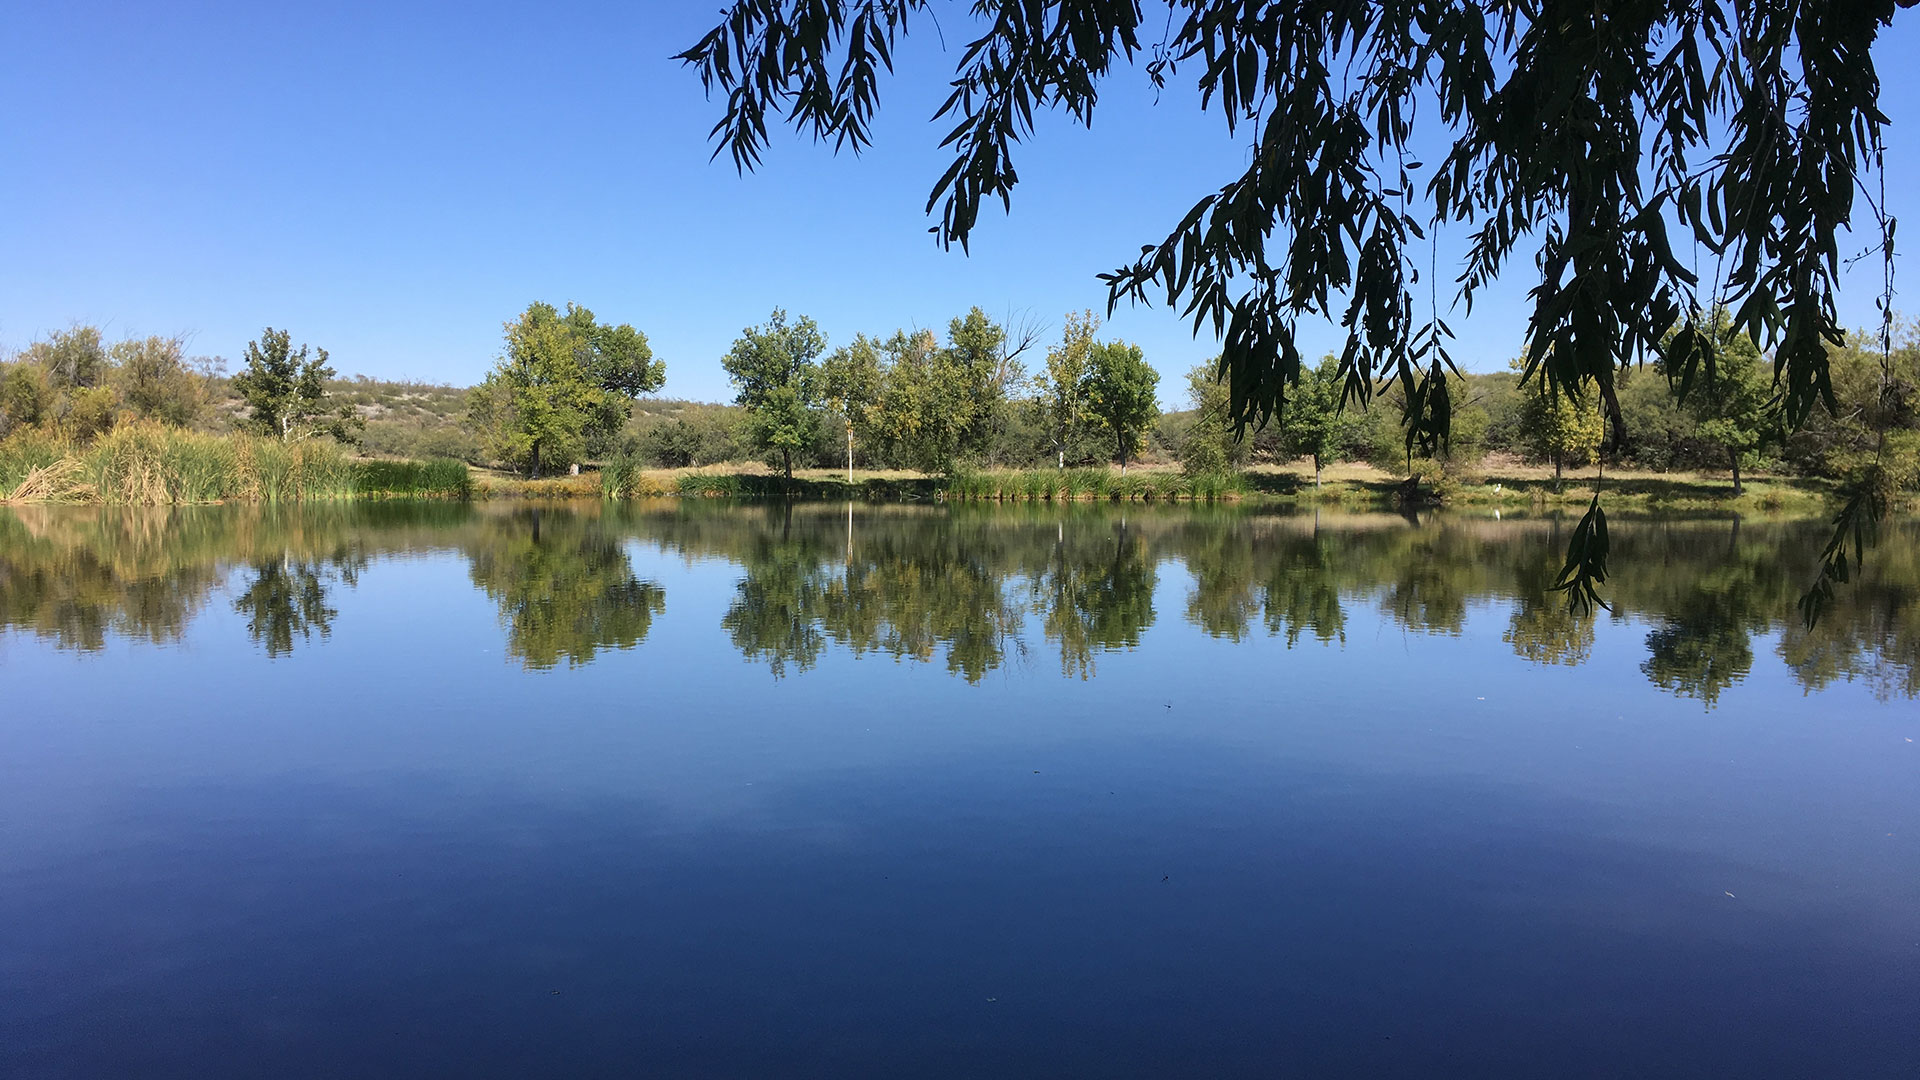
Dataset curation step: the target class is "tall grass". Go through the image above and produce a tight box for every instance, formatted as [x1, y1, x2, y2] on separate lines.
[0, 430, 69, 497]
[0, 424, 471, 504]
[943, 467, 1245, 502]
[353, 458, 472, 499]
[599, 452, 663, 499]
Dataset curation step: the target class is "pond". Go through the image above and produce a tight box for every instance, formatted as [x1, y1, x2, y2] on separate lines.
[2, 501, 1915, 1078]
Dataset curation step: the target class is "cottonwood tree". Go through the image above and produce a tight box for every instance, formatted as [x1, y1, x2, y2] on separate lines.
[820, 333, 886, 479]
[1084, 340, 1158, 470]
[679, 0, 1916, 617]
[867, 308, 1022, 474]
[1036, 311, 1097, 469]
[723, 309, 827, 478]
[234, 328, 362, 444]
[469, 302, 662, 477]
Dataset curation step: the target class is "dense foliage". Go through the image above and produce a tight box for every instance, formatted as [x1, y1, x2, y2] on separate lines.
[467, 302, 663, 477]
[233, 327, 362, 444]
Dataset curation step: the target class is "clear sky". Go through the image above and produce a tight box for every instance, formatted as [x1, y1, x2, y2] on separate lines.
[4, 2, 1916, 406]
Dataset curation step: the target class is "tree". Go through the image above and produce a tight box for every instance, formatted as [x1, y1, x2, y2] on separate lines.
[14, 326, 109, 435]
[1084, 341, 1158, 471]
[820, 333, 885, 480]
[0, 361, 52, 436]
[1277, 356, 1358, 487]
[1662, 313, 1777, 495]
[468, 302, 662, 477]
[111, 336, 207, 427]
[1517, 370, 1607, 487]
[1036, 311, 1097, 469]
[1178, 360, 1237, 476]
[723, 309, 826, 478]
[234, 328, 362, 444]
[680, 0, 1914, 614]
[25, 326, 108, 394]
[869, 309, 1016, 474]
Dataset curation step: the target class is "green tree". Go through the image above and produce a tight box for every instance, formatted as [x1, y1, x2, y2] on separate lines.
[1036, 311, 1097, 469]
[1084, 341, 1158, 471]
[1662, 313, 1778, 495]
[468, 302, 661, 477]
[723, 309, 826, 478]
[820, 333, 885, 479]
[0, 362, 53, 436]
[111, 336, 206, 427]
[233, 328, 362, 444]
[12, 326, 111, 436]
[1178, 359, 1247, 476]
[1277, 356, 1357, 487]
[870, 310, 1014, 474]
[1515, 358, 1606, 486]
[25, 326, 108, 394]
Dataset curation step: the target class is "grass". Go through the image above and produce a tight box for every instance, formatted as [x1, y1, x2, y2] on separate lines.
[944, 467, 1248, 502]
[0, 425, 470, 505]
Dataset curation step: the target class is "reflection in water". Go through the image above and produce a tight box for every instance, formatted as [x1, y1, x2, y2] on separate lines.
[1, 501, 1915, 704]
[1033, 520, 1155, 678]
[235, 560, 354, 657]
[465, 508, 665, 671]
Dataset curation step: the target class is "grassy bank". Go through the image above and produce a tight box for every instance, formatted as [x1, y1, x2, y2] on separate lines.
[946, 467, 1247, 502]
[0, 426, 470, 504]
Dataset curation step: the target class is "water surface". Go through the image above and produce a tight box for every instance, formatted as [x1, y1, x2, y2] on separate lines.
[2, 501, 1915, 1078]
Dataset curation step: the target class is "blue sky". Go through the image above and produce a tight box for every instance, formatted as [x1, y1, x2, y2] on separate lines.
[3, 2, 1916, 406]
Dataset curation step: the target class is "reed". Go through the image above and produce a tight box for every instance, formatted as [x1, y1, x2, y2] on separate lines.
[598, 453, 664, 499]
[0, 424, 469, 505]
[0, 430, 71, 493]
[354, 458, 472, 499]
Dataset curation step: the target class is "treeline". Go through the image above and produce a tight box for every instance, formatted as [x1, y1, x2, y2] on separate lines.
[617, 307, 1919, 494]
[647, 306, 1162, 479]
[9, 306, 1916, 498]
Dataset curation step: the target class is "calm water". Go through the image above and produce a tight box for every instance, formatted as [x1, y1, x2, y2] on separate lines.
[2, 501, 1915, 1078]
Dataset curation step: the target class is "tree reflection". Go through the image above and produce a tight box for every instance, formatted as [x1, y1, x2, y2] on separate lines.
[1504, 554, 1594, 666]
[1033, 520, 1156, 678]
[234, 557, 356, 657]
[2, 503, 1915, 706]
[465, 508, 666, 670]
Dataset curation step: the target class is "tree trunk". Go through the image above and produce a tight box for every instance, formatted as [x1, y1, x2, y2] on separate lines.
[1729, 448, 1743, 496]
[1314, 454, 1323, 489]
[847, 426, 854, 483]
[1117, 431, 1128, 473]
[1553, 452, 1562, 488]
[782, 446, 793, 480]
[529, 440, 542, 480]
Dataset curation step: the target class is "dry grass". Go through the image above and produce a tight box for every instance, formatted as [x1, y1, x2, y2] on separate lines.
[6, 459, 93, 502]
